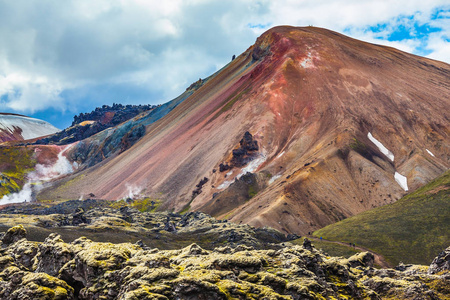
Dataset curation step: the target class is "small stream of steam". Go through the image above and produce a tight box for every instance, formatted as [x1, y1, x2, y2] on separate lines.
[0, 145, 78, 205]
[123, 183, 142, 200]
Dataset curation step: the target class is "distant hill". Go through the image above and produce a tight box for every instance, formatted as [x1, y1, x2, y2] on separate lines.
[314, 170, 450, 266]
[0, 113, 59, 143]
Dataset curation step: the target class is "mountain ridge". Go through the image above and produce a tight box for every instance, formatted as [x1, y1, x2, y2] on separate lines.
[34, 26, 449, 234]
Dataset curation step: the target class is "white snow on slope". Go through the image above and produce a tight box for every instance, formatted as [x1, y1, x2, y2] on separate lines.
[237, 155, 266, 179]
[217, 180, 233, 190]
[426, 149, 435, 157]
[367, 132, 394, 161]
[394, 172, 408, 191]
[269, 174, 281, 185]
[217, 155, 267, 190]
[276, 151, 285, 159]
[0, 114, 59, 140]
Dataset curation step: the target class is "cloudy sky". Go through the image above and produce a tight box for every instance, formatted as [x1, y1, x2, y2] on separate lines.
[1, 0, 449, 129]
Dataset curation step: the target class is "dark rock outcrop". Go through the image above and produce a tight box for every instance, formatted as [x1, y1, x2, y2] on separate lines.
[192, 177, 209, 198]
[34, 103, 156, 146]
[429, 246, 450, 274]
[231, 131, 259, 167]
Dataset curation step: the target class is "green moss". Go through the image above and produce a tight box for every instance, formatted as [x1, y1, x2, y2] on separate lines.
[130, 198, 162, 212]
[349, 138, 368, 156]
[178, 198, 194, 215]
[425, 278, 450, 297]
[178, 205, 190, 215]
[0, 146, 37, 197]
[248, 185, 258, 198]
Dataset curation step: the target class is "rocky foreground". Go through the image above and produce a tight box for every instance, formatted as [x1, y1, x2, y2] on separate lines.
[0, 222, 449, 299]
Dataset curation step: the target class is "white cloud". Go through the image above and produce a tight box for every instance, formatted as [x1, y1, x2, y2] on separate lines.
[0, 0, 448, 124]
[427, 33, 450, 62]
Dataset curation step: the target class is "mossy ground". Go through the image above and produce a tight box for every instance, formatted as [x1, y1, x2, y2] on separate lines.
[112, 198, 162, 212]
[314, 170, 450, 266]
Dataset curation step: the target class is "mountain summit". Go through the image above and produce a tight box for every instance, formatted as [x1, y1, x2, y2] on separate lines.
[38, 26, 449, 234]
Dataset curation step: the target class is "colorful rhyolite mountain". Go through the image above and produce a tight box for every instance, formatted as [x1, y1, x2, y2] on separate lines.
[36, 26, 449, 234]
[0, 113, 59, 143]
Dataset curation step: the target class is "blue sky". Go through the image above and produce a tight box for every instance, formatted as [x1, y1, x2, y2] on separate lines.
[0, 0, 449, 129]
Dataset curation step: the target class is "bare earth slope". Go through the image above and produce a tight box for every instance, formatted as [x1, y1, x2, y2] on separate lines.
[38, 26, 450, 235]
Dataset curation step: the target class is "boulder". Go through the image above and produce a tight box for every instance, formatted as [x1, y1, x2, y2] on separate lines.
[1, 225, 27, 245]
[428, 246, 450, 274]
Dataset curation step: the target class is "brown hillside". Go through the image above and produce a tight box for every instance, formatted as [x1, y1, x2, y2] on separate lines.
[38, 26, 450, 234]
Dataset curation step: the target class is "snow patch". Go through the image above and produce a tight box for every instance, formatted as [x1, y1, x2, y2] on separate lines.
[237, 155, 266, 179]
[367, 132, 394, 161]
[300, 52, 314, 68]
[217, 155, 267, 190]
[394, 172, 408, 191]
[217, 181, 233, 190]
[426, 149, 435, 157]
[269, 174, 281, 185]
[276, 151, 285, 159]
[226, 170, 233, 176]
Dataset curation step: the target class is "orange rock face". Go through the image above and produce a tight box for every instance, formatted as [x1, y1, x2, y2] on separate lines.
[39, 26, 450, 234]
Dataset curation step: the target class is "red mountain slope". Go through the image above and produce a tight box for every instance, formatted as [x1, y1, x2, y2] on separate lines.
[38, 26, 450, 234]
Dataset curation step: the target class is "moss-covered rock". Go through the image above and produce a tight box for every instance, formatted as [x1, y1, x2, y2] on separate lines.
[0, 222, 448, 300]
[1, 224, 27, 245]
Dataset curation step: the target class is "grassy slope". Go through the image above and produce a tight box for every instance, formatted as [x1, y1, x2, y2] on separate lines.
[290, 238, 361, 258]
[314, 170, 450, 266]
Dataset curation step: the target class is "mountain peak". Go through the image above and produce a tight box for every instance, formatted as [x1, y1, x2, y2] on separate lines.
[35, 26, 449, 235]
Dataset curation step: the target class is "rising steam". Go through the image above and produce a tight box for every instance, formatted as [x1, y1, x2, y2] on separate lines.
[123, 183, 142, 200]
[0, 145, 78, 205]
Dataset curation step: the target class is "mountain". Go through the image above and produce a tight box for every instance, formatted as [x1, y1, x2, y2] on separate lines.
[314, 170, 450, 266]
[36, 26, 449, 235]
[0, 113, 59, 143]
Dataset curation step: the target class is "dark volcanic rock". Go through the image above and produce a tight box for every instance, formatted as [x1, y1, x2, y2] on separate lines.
[302, 238, 313, 250]
[231, 131, 259, 167]
[192, 177, 209, 198]
[34, 103, 156, 146]
[219, 163, 231, 172]
[219, 131, 260, 172]
[429, 246, 450, 274]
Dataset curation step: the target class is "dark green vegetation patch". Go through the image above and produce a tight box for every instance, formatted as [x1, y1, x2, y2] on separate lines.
[314, 170, 450, 266]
